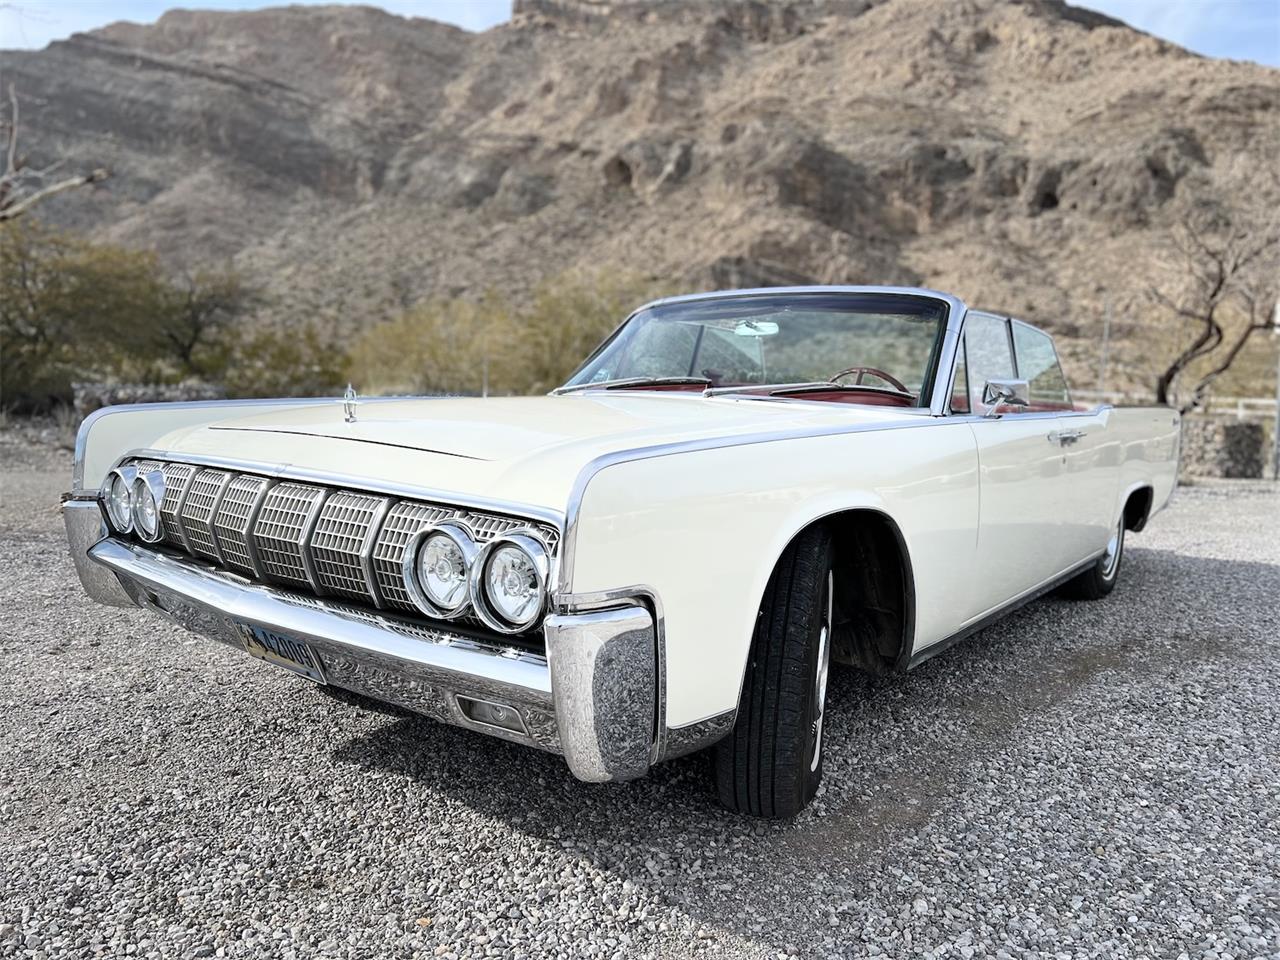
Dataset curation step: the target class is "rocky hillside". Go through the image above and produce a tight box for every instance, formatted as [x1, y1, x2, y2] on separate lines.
[2, 0, 1277, 391]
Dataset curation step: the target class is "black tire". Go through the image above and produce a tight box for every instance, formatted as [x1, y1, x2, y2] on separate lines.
[1060, 516, 1126, 600]
[715, 525, 834, 818]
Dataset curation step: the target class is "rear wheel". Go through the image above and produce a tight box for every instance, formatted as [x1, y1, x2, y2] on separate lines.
[715, 526, 834, 818]
[1060, 515, 1126, 600]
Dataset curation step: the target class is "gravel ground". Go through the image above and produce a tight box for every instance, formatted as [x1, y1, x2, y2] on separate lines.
[1, 426, 1277, 960]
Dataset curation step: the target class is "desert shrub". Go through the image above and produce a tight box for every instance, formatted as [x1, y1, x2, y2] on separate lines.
[222, 323, 351, 398]
[348, 271, 666, 397]
[0, 220, 171, 409]
[347, 294, 507, 396]
[0, 220, 336, 409]
[493, 271, 670, 395]
[0, 221, 268, 410]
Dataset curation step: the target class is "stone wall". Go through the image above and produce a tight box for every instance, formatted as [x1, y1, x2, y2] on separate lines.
[1178, 416, 1266, 481]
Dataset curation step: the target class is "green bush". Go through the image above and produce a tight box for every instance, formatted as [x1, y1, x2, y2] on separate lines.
[0, 220, 347, 410]
[223, 324, 350, 398]
[348, 271, 667, 397]
[0, 220, 170, 409]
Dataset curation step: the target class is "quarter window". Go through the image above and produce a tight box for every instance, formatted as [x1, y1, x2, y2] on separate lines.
[963, 314, 1014, 415]
[1012, 324, 1072, 410]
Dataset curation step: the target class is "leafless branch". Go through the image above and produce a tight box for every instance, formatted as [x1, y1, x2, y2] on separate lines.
[4, 83, 17, 178]
[0, 78, 109, 221]
[0, 168, 109, 222]
[1150, 205, 1280, 411]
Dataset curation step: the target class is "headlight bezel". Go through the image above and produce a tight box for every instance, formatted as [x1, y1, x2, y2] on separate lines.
[469, 531, 551, 634]
[130, 469, 167, 544]
[102, 465, 138, 534]
[402, 521, 479, 620]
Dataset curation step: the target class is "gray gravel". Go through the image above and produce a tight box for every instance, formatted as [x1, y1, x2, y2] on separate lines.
[2, 425, 1278, 960]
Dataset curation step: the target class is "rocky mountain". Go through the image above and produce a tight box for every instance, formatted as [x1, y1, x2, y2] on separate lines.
[2, 0, 1277, 391]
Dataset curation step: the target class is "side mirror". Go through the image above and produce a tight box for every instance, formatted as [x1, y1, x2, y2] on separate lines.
[981, 378, 1030, 418]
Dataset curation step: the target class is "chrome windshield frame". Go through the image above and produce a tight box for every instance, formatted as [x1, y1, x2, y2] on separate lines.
[553, 285, 968, 416]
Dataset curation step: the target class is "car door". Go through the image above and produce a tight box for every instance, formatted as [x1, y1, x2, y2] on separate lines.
[1011, 321, 1115, 562]
[959, 313, 1072, 622]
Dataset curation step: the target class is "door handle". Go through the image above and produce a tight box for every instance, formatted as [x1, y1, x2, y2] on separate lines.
[1057, 429, 1085, 446]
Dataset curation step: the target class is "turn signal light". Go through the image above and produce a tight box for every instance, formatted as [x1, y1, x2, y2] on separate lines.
[458, 696, 527, 735]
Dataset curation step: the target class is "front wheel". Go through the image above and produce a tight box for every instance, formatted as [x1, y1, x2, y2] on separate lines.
[714, 526, 834, 818]
[1060, 516, 1126, 600]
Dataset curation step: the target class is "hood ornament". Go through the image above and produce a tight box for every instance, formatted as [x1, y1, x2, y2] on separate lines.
[343, 383, 359, 423]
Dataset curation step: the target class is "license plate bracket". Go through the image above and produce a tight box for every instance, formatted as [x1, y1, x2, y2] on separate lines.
[237, 622, 326, 684]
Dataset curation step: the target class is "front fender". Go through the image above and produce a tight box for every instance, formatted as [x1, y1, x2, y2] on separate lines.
[563, 423, 979, 729]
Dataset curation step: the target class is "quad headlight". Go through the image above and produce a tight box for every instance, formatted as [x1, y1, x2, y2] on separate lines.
[103, 466, 137, 533]
[471, 533, 550, 633]
[403, 523, 551, 633]
[131, 470, 166, 543]
[403, 522, 477, 619]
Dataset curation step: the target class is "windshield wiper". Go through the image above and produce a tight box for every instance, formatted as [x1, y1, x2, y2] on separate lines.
[554, 376, 711, 394]
[764, 382, 914, 398]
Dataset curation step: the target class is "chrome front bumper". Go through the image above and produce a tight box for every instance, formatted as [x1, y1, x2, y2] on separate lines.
[63, 499, 657, 783]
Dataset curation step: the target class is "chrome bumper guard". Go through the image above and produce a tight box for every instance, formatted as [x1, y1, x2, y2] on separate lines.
[63, 499, 657, 783]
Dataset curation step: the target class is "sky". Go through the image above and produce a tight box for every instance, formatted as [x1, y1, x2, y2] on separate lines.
[0, 0, 1277, 67]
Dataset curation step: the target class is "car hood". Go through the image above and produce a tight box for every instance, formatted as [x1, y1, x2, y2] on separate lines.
[154, 394, 917, 514]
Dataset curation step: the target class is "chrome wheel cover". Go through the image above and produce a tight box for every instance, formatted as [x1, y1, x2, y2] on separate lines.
[811, 570, 833, 773]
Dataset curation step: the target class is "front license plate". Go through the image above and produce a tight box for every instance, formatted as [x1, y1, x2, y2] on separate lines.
[238, 623, 326, 684]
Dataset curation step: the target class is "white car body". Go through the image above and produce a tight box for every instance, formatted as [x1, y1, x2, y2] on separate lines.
[63, 287, 1180, 800]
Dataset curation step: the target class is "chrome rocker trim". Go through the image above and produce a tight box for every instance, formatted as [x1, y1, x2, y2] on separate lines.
[64, 501, 658, 782]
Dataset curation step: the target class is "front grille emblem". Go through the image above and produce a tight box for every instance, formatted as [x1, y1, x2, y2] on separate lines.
[343, 383, 359, 423]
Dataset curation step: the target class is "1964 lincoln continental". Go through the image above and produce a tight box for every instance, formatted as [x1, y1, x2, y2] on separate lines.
[64, 287, 1180, 817]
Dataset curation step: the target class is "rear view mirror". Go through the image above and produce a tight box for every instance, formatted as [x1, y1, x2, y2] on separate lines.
[733, 320, 779, 337]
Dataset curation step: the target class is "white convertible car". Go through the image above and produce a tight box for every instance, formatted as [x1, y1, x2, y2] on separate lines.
[64, 287, 1179, 817]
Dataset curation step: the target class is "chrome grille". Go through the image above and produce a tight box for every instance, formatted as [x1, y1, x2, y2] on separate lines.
[254, 482, 327, 587]
[116, 457, 559, 634]
[215, 475, 272, 575]
[469, 512, 560, 553]
[180, 469, 232, 561]
[371, 501, 459, 611]
[158, 462, 197, 547]
[310, 491, 387, 601]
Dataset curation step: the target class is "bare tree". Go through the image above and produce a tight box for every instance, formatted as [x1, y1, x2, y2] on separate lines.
[1150, 207, 1279, 414]
[0, 79, 108, 222]
[155, 268, 261, 377]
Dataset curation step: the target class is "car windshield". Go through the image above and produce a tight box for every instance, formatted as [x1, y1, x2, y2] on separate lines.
[560, 292, 949, 407]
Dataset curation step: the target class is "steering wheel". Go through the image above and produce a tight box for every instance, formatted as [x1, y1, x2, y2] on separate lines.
[830, 366, 911, 395]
